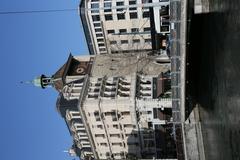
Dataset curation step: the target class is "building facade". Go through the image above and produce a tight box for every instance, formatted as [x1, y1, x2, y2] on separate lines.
[34, 53, 177, 160]
[79, 0, 170, 55]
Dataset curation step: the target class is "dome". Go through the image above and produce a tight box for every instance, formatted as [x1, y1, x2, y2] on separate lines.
[33, 76, 43, 88]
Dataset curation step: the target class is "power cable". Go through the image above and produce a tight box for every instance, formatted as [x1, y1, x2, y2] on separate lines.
[0, 8, 78, 15]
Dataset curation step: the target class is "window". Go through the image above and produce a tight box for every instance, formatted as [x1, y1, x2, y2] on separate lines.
[110, 41, 117, 45]
[129, 0, 137, 10]
[130, 12, 138, 19]
[98, 43, 105, 47]
[72, 112, 80, 117]
[121, 40, 128, 44]
[96, 33, 103, 37]
[107, 29, 115, 34]
[94, 111, 101, 121]
[121, 111, 130, 115]
[129, 0, 136, 5]
[161, 26, 169, 32]
[133, 39, 140, 43]
[100, 143, 108, 146]
[99, 48, 106, 52]
[113, 124, 119, 129]
[91, 3, 99, 8]
[112, 114, 117, 121]
[91, 3, 99, 13]
[117, 13, 125, 20]
[97, 125, 103, 129]
[104, 2, 112, 12]
[91, 0, 99, 2]
[145, 39, 151, 43]
[129, 7, 137, 10]
[119, 29, 127, 33]
[143, 11, 150, 18]
[131, 28, 139, 33]
[142, 0, 149, 3]
[112, 143, 122, 146]
[97, 38, 104, 42]
[95, 134, 105, 138]
[95, 28, 102, 32]
[144, 27, 151, 32]
[147, 110, 152, 114]
[92, 15, 100, 21]
[110, 134, 120, 138]
[116, 1, 124, 11]
[105, 14, 113, 21]
[116, 1, 124, 6]
[93, 23, 101, 27]
[124, 124, 132, 128]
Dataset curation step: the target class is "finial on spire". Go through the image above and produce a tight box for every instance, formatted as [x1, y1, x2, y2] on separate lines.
[21, 74, 54, 89]
[20, 80, 33, 84]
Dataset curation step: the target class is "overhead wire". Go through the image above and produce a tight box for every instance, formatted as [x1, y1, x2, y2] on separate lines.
[0, 8, 78, 15]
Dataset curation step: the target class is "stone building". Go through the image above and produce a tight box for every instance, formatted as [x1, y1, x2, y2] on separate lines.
[33, 53, 176, 159]
[79, 0, 170, 55]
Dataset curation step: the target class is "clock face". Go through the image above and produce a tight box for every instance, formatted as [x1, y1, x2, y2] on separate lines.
[68, 59, 92, 76]
[76, 67, 85, 74]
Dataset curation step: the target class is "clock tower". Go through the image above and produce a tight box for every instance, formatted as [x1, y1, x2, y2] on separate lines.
[29, 54, 94, 92]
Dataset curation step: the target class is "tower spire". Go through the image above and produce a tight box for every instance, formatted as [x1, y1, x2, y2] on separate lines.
[22, 74, 54, 89]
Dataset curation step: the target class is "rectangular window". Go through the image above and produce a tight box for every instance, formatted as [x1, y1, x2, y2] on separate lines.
[121, 40, 128, 44]
[145, 39, 152, 43]
[142, 0, 149, 3]
[94, 111, 101, 121]
[96, 33, 103, 37]
[119, 29, 127, 33]
[97, 38, 104, 42]
[121, 111, 130, 115]
[112, 114, 117, 121]
[93, 23, 101, 27]
[160, 26, 169, 32]
[91, 0, 99, 2]
[91, 3, 99, 8]
[112, 143, 122, 146]
[117, 13, 125, 20]
[95, 134, 105, 138]
[95, 28, 102, 32]
[116, 1, 124, 11]
[97, 125, 103, 129]
[104, 2, 112, 12]
[92, 15, 100, 21]
[113, 124, 119, 129]
[110, 41, 117, 45]
[143, 27, 151, 32]
[98, 43, 105, 47]
[129, 0, 136, 5]
[129, 7, 137, 10]
[133, 39, 140, 43]
[131, 28, 139, 33]
[100, 143, 108, 146]
[129, 0, 137, 10]
[72, 112, 80, 117]
[130, 12, 138, 19]
[91, 3, 99, 13]
[143, 11, 150, 18]
[116, 1, 124, 6]
[107, 29, 115, 34]
[99, 48, 106, 52]
[124, 124, 132, 128]
[110, 134, 120, 138]
[105, 14, 113, 21]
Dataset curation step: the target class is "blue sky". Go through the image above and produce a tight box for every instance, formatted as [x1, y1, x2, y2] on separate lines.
[0, 0, 88, 159]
